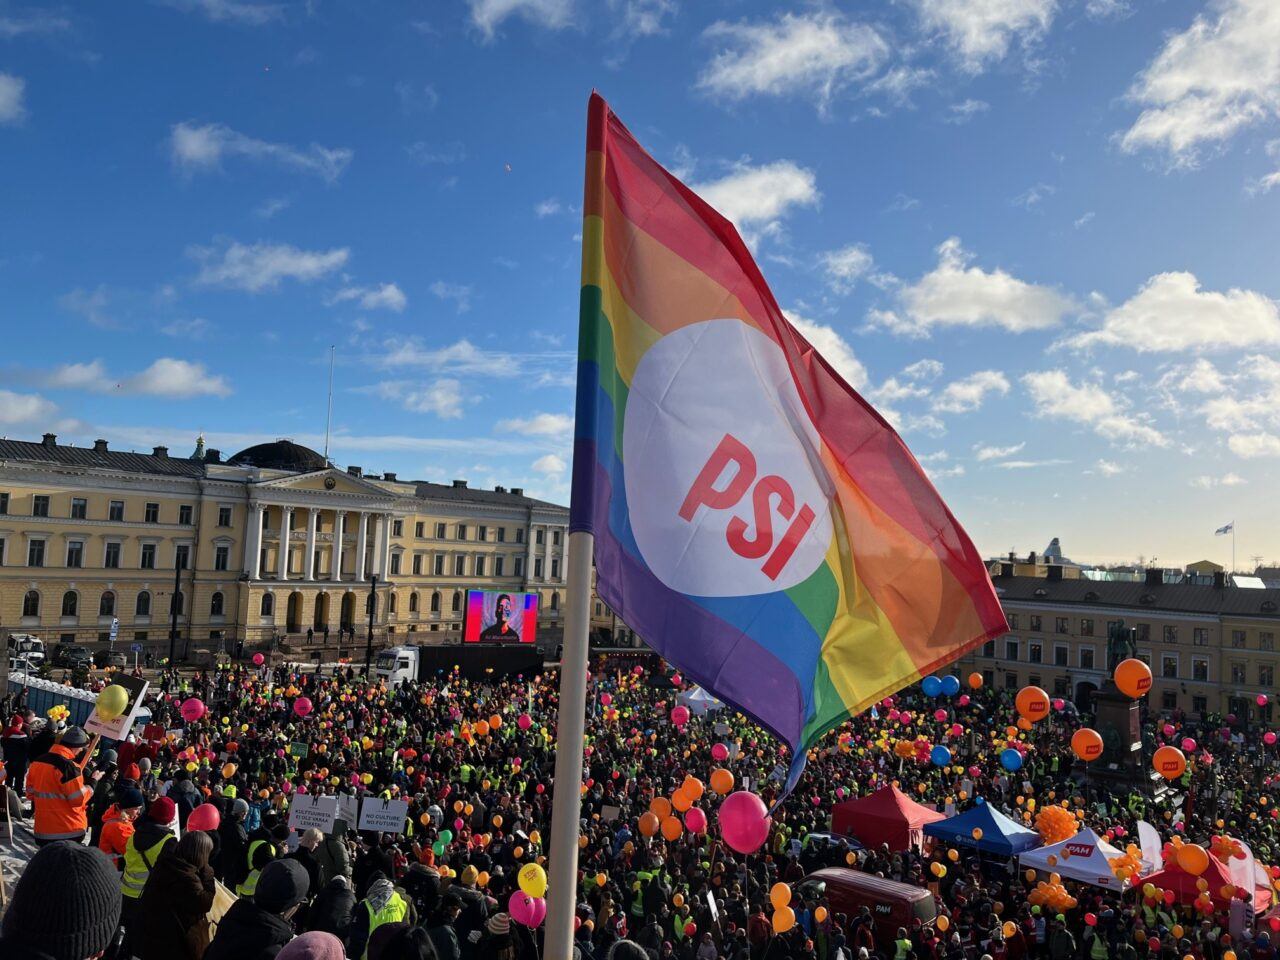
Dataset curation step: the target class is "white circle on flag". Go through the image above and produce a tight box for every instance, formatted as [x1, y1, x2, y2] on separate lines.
[622, 318, 834, 597]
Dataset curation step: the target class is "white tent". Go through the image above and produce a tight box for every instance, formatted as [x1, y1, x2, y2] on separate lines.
[677, 686, 725, 717]
[1017, 827, 1130, 891]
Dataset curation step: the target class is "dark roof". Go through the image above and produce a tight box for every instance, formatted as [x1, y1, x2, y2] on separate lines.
[228, 439, 328, 473]
[0, 438, 207, 478]
[412, 481, 564, 512]
[993, 575, 1280, 619]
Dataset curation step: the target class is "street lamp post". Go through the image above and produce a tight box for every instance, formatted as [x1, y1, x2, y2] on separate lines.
[167, 560, 182, 665]
[364, 572, 379, 677]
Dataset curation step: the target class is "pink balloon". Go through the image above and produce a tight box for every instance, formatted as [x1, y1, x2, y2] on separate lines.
[187, 803, 221, 831]
[455, 817, 465, 831]
[1162, 723, 1175, 737]
[888, 709, 901, 721]
[671, 705, 690, 727]
[671, 673, 682, 686]
[685, 807, 708, 834]
[600, 693, 613, 706]
[836, 787, 846, 799]
[899, 711, 913, 725]
[509, 891, 542, 927]
[180, 698, 206, 723]
[1181, 737, 1198, 752]
[958, 695, 970, 707]
[1260, 695, 1270, 707]
[632, 665, 644, 675]
[252, 653, 265, 665]
[719, 791, 771, 854]
[1265, 732, 1277, 745]
[294, 697, 313, 717]
[517, 713, 532, 730]
[933, 709, 948, 722]
[950, 723, 963, 737]
[1052, 698, 1065, 711]
[711, 743, 729, 762]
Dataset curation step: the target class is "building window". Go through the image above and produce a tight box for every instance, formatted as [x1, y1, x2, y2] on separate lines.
[409, 592, 419, 613]
[1162, 690, 1178, 711]
[1007, 613, 1018, 630]
[70, 497, 87, 519]
[1028, 674, 1041, 688]
[1028, 642, 1042, 664]
[1231, 630, 1247, 649]
[1193, 695, 1207, 714]
[535, 529, 544, 545]
[99, 591, 115, 617]
[390, 554, 402, 575]
[1231, 662, 1246, 684]
[451, 590, 462, 612]
[981, 639, 995, 658]
[1193, 658, 1209, 682]
[32, 495, 49, 517]
[144, 502, 159, 523]
[1193, 627, 1209, 646]
[215, 545, 230, 571]
[497, 527, 506, 543]
[514, 557, 524, 577]
[413, 555, 423, 575]
[551, 591, 560, 611]
[457, 524, 467, 541]
[179, 504, 193, 525]
[1161, 655, 1177, 678]
[1027, 615, 1040, 632]
[136, 591, 151, 617]
[1080, 619, 1093, 637]
[415, 521, 425, 538]
[515, 529, 525, 544]
[1261, 665, 1275, 687]
[1004, 671, 1018, 690]
[23, 590, 39, 617]
[494, 556, 505, 577]
[140, 543, 156, 569]
[171, 591, 184, 616]
[1080, 648, 1095, 670]
[554, 530, 562, 546]
[1053, 677, 1069, 697]
[1135, 623, 1151, 642]
[0, 492, 7, 514]
[392, 519, 403, 537]
[1055, 617, 1068, 634]
[430, 591, 440, 613]
[1054, 645, 1068, 666]
[175, 544, 190, 570]
[62, 591, 78, 618]
[433, 555, 444, 576]
[551, 559, 561, 579]
[66, 540, 84, 568]
[260, 594, 274, 617]
[534, 558, 544, 579]
[104, 542, 121, 568]
[1163, 625, 1178, 644]
[475, 556, 486, 576]
[479, 525, 488, 542]
[435, 522, 446, 538]
[0, 537, 5, 565]
[1003, 639, 1017, 661]
[1262, 632, 1276, 652]
[27, 539, 45, 567]
[388, 592, 398, 614]
[218, 506, 232, 527]
[454, 555, 465, 576]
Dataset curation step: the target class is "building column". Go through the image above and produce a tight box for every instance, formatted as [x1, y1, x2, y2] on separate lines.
[277, 506, 293, 581]
[331, 510, 346, 581]
[371, 513, 385, 578]
[381, 514, 393, 577]
[304, 508, 318, 581]
[245, 503, 264, 580]
[355, 511, 368, 581]
[525, 524, 536, 583]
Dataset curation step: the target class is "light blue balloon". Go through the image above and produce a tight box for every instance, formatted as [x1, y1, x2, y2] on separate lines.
[922, 676, 943, 697]
[1000, 748, 1023, 772]
[940, 675, 961, 697]
[930, 744, 952, 767]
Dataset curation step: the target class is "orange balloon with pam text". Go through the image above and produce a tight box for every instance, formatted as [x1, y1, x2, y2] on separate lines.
[1177, 843, 1210, 875]
[1072, 728, 1104, 762]
[1115, 658, 1153, 699]
[1153, 745, 1187, 781]
[1015, 686, 1050, 723]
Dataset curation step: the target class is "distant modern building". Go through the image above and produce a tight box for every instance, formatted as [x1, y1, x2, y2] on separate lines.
[0, 433, 631, 662]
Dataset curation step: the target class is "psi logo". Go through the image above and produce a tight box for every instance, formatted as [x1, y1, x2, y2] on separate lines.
[623, 320, 833, 597]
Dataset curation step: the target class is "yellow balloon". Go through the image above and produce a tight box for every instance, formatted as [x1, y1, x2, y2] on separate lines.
[95, 684, 129, 721]
[518, 862, 548, 898]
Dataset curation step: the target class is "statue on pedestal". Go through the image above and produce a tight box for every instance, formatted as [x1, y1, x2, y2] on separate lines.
[1107, 620, 1137, 672]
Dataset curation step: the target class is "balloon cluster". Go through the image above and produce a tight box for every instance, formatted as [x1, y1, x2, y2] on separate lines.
[770, 882, 795, 933]
[1035, 805, 1078, 845]
[1027, 872, 1078, 913]
[639, 775, 708, 840]
[1108, 844, 1144, 884]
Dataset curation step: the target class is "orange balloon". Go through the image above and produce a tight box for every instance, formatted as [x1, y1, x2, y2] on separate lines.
[489, 713, 502, 729]
[1153, 745, 1187, 781]
[639, 811, 660, 837]
[661, 816, 683, 841]
[815, 906, 828, 923]
[937, 915, 951, 932]
[710, 768, 735, 795]
[1015, 686, 1050, 723]
[650, 797, 672, 819]
[475, 720, 490, 737]
[1072, 728, 1104, 762]
[1114, 658, 1153, 699]
[1176, 843, 1210, 875]
[968, 672, 984, 689]
[772, 906, 796, 934]
[671, 788, 693, 812]
[683, 776, 704, 800]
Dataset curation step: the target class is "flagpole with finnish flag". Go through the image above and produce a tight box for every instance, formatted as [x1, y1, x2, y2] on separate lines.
[1216, 521, 1235, 574]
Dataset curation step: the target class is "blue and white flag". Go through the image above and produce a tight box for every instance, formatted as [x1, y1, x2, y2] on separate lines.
[1215, 522, 1234, 536]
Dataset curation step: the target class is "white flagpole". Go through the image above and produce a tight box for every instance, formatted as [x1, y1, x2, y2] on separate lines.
[544, 529, 594, 959]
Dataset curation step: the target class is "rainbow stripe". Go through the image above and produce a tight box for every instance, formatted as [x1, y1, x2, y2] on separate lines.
[570, 94, 1006, 782]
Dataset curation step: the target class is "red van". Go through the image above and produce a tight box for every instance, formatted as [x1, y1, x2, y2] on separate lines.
[797, 868, 937, 946]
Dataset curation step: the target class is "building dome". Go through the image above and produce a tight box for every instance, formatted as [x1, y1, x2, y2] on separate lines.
[228, 439, 328, 473]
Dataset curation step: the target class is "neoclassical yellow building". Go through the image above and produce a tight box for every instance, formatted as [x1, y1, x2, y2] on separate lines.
[0, 433, 629, 661]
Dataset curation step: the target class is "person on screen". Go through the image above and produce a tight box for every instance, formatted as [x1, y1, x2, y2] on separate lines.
[479, 594, 522, 641]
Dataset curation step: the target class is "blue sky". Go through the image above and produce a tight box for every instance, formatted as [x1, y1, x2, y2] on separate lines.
[2, 0, 1279, 568]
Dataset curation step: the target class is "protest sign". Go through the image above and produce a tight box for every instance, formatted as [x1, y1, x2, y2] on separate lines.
[85, 674, 148, 742]
[359, 797, 410, 834]
[288, 794, 338, 833]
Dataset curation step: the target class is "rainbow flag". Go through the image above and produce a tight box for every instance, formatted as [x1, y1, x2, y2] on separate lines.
[570, 93, 1007, 790]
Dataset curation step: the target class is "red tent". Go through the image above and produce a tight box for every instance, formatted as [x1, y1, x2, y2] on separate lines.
[831, 785, 946, 851]
[1139, 853, 1268, 912]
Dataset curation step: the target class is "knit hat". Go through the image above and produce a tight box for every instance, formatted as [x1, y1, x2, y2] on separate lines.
[367, 921, 410, 960]
[487, 913, 511, 936]
[148, 796, 176, 823]
[60, 725, 89, 748]
[461, 864, 479, 886]
[232, 798, 250, 817]
[122, 763, 140, 781]
[277, 931, 347, 960]
[255, 858, 310, 912]
[118, 786, 145, 810]
[2, 842, 122, 960]
[608, 942, 651, 960]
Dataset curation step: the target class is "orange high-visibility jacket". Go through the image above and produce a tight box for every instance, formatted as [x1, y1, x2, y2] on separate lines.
[99, 804, 136, 868]
[27, 743, 92, 841]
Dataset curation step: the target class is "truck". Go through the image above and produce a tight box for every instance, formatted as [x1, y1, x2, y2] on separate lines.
[6, 633, 46, 667]
[375, 641, 548, 686]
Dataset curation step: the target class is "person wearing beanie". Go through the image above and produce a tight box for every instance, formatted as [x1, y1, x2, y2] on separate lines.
[98, 785, 145, 869]
[277, 931, 348, 960]
[349, 873, 411, 960]
[216, 793, 250, 888]
[454, 862, 490, 949]
[238, 827, 281, 898]
[477, 912, 514, 960]
[119, 795, 178, 941]
[206, 858, 310, 960]
[307, 875, 357, 942]
[314, 815, 352, 887]
[26, 724, 99, 845]
[608, 942, 652, 960]
[0, 842, 122, 960]
[87, 750, 119, 847]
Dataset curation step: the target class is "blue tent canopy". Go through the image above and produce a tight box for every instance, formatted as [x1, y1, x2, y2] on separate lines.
[922, 801, 1041, 856]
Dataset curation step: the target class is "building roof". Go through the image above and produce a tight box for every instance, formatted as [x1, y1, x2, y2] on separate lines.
[993, 574, 1280, 619]
[0, 437, 207, 478]
[228, 439, 329, 473]
[411, 480, 564, 512]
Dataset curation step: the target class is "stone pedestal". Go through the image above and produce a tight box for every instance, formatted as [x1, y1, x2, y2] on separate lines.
[1078, 680, 1160, 792]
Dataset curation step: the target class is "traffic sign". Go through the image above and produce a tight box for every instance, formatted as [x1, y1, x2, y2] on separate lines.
[131, 643, 143, 653]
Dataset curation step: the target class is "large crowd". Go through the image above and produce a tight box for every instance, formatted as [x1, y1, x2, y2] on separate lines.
[1, 651, 1278, 960]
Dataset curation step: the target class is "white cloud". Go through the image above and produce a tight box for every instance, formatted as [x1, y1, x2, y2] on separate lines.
[0, 389, 56, 426]
[1074, 211, 1095, 229]
[1023, 369, 1168, 447]
[1228, 432, 1280, 458]
[995, 458, 1071, 469]
[58, 286, 112, 327]
[902, 359, 943, 381]
[1119, 0, 1280, 166]
[974, 441, 1025, 461]
[330, 283, 407, 312]
[371, 379, 465, 419]
[0, 73, 27, 124]
[1085, 0, 1130, 19]
[253, 197, 291, 220]
[1065, 272, 1280, 353]
[609, 0, 676, 38]
[946, 99, 990, 123]
[1096, 459, 1125, 476]
[535, 198, 563, 217]
[532, 453, 567, 475]
[406, 141, 467, 165]
[1012, 182, 1055, 209]
[394, 82, 439, 113]
[697, 12, 887, 111]
[45, 358, 230, 398]
[430, 280, 473, 313]
[925, 463, 966, 480]
[691, 160, 818, 245]
[876, 236, 1076, 338]
[380, 339, 522, 378]
[0, 12, 71, 37]
[866, 66, 936, 106]
[159, 317, 213, 339]
[497, 413, 574, 440]
[170, 122, 353, 183]
[821, 244, 874, 293]
[468, 0, 572, 38]
[1190, 472, 1247, 488]
[910, 0, 1057, 72]
[1160, 355, 1280, 446]
[783, 311, 868, 390]
[932, 370, 1010, 413]
[160, 0, 283, 25]
[191, 240, 348, 292]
